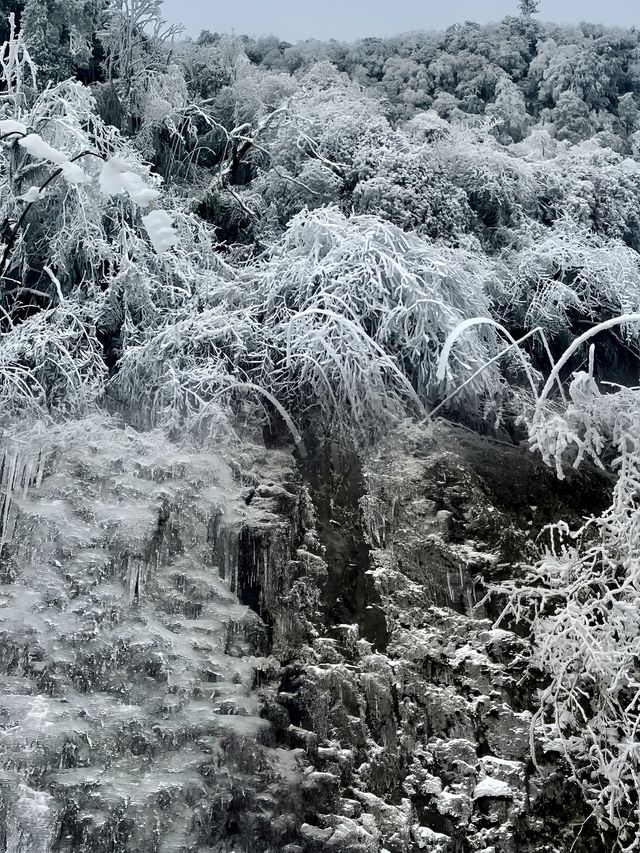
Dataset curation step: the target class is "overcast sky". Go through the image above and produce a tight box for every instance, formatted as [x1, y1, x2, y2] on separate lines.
[162, 0, 639, 42]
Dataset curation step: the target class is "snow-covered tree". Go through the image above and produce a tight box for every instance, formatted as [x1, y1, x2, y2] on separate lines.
[20, 0, 105, 80]
[518, 0, 540, 17]
[98, 0, 182, 133]
[486, 72, 531, 143]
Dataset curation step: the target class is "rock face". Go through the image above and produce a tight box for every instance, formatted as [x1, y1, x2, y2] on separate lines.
[0, 417, 611, 852]
[253, 421, 610, 853]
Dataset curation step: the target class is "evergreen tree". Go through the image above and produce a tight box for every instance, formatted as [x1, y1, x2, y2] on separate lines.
[518, 0, 540, 16]
[20, 0, 105, 80]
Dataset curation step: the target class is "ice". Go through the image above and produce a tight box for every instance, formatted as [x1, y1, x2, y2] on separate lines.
[0, 418, 298, 850]
[0, 443, 48, 550]
[6, 784, 56, 853]
[22, 697, 54, 733]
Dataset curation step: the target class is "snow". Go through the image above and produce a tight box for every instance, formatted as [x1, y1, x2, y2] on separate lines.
[411, 825, 451, 851]
[473, 777, 513, 799]
[99, 158, 160, 207]
[142, 209, 178, 253]
[451, 643, 491, 666]
[5, 21, 640, 851]
[18, 133, 67, 165]
[120, 171, 160, 207]
[60, 160, 90, 185]
[18, 186, 45, 202]
[0, 119, 27, 136]
[99, 157, 130, 195]
[17, 133, 89, 184]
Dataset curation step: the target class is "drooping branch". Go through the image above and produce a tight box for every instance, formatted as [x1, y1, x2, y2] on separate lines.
[0, 149, 107, 282]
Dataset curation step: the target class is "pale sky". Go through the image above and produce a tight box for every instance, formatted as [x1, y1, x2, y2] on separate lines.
[162, 0, 639, 41]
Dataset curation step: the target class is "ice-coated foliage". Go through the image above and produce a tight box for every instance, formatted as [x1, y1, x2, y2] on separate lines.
[0, 13, 35, 106]
[109, 205, 517, 447]
[431, 307, 640, 847]
[459, 316, 640, 848]
[20, 0, 104, 80]
[496, 383, 640, 848]
[0, 71, 183, 425]
[351, 132, 474, 241]
[242, 207, 514, 441]
[498, 224, 640, 336]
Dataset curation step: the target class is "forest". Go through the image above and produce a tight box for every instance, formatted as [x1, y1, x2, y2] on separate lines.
[1, 0, 640, 851]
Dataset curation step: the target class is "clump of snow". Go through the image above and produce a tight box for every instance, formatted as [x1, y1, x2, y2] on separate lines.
[482, 628, 515, 642]
[0, 119, 27, 136]
[17, 133, 89, 184]
[120, 172, 160, 207]
[99, 158, 160, 207]
[436, 788, 472, 819]
[473, 777, 513, 799]
[18, 186, 45, 203]
[142, 209, 178, 253]
[60, 161, 89, 185]
[450, 643, 491, 666]
[18, 133, 66, 165]
[411, 824, 450, 851]
[99, 157, 130, 195]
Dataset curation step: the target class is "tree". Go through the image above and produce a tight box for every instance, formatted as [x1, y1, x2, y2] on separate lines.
[486, 72, 531, 142]
[549, 89, 595, 142]
[100, 0, 176, 83]
[618, 91, 640, 135]
[0, 0, 24, 45]
[97, 0, 183, 133]
[518, 0, 540, 16]
[20, 0, 106, 80]
[352, 133, 472, 240]
[379, 56, 430, 118]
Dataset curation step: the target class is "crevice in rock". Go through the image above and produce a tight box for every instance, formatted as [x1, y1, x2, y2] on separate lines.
[299, 443, 389, 653]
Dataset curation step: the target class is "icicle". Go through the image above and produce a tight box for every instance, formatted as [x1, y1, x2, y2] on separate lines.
[0, 450, 18, 553]
[466, 587, 473, 614]
[35, 450, 45, 488]
[21, 456, 34, 499]
[264, 545, 270, 606]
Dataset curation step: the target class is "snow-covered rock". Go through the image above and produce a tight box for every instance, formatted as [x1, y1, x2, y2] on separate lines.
[473, 777, 513, 800]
